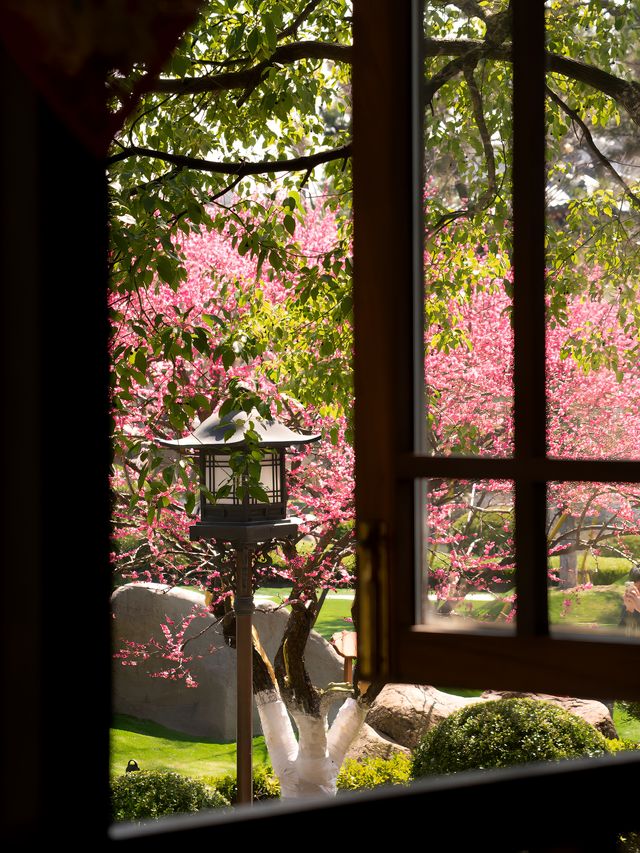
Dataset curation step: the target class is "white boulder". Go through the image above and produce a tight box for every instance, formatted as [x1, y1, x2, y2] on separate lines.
[111, 582, 343, 741]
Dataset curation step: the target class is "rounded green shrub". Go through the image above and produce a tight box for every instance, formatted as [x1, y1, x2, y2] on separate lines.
[111, 770, 229, 822]
[337, 754, 411, 791]
[203, 766, 281, 803]
[412, 698, 607, 777]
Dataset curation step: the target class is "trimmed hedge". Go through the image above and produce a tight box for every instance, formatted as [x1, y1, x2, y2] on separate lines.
[412, 698, 607, 777]
[336, 754, 411, 791]
[202, 766, 281, 803]
[111, 770, 229, 822]
[589, 564, 633, 585]
[605, 738, 640, 753]
[203, 756, 412, 802]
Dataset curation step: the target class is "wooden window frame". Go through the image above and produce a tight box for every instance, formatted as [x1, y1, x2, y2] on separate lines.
[5, 3, 640, 846]
[353, 0, 640, 699]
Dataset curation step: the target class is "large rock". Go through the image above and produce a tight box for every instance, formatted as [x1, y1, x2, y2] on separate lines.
[364, 684, 618, 751]
[365, 684, 483, 750]
[480, 690, 618, 739]
[112, 583, 343, 741]
[345, 723, 410, 762]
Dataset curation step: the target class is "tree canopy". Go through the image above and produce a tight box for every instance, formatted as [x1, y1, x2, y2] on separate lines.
[109, 0, 640, 606]
[109, 0, 640, 416]
[108, 0, 640, 792]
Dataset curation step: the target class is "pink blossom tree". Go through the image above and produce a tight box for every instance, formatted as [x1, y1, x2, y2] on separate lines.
[112, 195, 640, 793]
[424, 249, 640, 612]
[111, 197, 376, 797]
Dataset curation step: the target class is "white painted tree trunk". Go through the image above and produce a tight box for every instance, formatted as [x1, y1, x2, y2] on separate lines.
[255, 691, 367, 798]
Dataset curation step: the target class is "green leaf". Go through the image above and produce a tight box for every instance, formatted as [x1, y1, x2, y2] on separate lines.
[262, 12, 278, 52]
[247, 27, 262, 56]
[219, 398, 234, 417]
[156, 256, 176, 286]
[249, 483, 270, 503]
[134, 348, 147, 371]
[269, 249, 282, 270]
[192, 393, 211, 410]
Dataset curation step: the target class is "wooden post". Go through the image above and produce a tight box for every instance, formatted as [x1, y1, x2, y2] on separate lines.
[235, 544, 253, 805]
[330, 630, 358, 683]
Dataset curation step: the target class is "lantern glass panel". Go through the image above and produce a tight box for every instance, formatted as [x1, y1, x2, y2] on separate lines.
[203, 450, 283, 507]
[255, 452, 281, 504]
[204, 454, 235, 504]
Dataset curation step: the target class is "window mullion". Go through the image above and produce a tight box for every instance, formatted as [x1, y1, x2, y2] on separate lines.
[512, 1, 548, 638]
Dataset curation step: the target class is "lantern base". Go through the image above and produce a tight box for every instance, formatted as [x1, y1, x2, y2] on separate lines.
[188, 517, 302, 545]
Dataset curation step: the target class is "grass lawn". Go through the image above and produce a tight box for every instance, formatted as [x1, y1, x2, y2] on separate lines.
[110, 589, 353, 780]
[111, 584, 637, 781]
[110, 714, 270, 780]
[111, 699, 638, 783]
[462, 585, 624, 628]
[548, 586, 624, 626]
[548, 555, 632, 573]
[614, 705, 640, 742]
[257, 586, 354, 641]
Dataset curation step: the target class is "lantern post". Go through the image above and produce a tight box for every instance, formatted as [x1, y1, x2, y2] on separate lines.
[158, 408, 319, 805]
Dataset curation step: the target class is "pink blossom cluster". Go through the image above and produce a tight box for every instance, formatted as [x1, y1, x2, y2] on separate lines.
[424, 238, 640, 616]
[111, 194, 355, 614]
[114, 609, 206, 686]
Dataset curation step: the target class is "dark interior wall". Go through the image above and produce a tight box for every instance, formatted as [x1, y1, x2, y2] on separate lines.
[1, 24, 639, 851]
[0, 45, 111, 841]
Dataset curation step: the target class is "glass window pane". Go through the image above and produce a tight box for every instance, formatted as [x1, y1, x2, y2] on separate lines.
[545, 1, 640, 460]
[419, 478, 516, 634]
[548, 481, 640, 641]
[423, 1, 514, 458]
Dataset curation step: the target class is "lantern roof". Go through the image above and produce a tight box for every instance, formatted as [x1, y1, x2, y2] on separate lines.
[157, 408, 321, 452]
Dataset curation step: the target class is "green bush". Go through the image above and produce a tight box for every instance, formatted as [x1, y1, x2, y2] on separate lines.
[619, 701, 640, 722]
[605, 738, 640, 753]
[203, 766, 281, 803]
[589, 565, 632, 585]
[203, 755, 412, 802]
[412, 698, 607, 777]
[111, 770, 229, 822]
[615, 536, 640, 561]
[336, 754, 412, 791]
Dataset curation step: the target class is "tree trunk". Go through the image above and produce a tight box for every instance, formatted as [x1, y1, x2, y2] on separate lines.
[559, 548, 577, 588]
[251, 585, 369, 798]
[255, 690, 367, 798]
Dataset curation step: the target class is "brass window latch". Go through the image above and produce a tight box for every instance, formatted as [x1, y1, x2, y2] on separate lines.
[356, 520, 390, 679]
